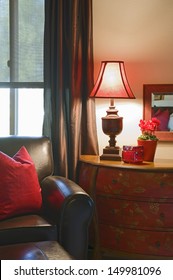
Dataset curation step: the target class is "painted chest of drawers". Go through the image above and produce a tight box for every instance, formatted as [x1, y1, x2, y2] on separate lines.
[78, 155, 173, 259]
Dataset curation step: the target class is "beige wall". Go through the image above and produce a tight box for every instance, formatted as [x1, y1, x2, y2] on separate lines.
[93, 0, 173, 159]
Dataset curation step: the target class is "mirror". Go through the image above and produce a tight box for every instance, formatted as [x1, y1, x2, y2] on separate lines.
[143, 84, 173, 141]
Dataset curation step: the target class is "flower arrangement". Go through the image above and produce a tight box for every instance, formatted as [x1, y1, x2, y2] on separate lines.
[138, 118, 160, 141]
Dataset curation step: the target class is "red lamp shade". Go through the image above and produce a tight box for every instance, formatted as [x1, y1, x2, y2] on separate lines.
[90, 61, 135, 99]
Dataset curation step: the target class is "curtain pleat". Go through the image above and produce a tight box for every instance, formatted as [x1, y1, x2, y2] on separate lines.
[43, 0, 98, 180]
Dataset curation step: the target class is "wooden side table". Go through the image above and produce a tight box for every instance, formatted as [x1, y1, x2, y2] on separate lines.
[77, 155, 173, 259]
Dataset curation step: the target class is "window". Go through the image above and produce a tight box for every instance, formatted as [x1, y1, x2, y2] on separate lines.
[0, 0, 44, 136]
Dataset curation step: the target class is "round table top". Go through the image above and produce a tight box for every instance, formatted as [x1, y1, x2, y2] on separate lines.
[79, 155, 173, 172]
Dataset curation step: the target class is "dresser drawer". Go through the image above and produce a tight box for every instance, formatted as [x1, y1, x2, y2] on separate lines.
[78, 162, 97, 194]
[99, 224, 173, 256]
[96, 167, 173, 198]
[96, 196, 173, 228]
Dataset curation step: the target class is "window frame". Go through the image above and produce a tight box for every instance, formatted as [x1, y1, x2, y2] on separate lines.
[0, 0, 44, 135]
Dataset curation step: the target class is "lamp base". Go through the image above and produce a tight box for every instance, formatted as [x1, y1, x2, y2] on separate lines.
[100, 100, 123, 161]
[100, 146, 121, 161]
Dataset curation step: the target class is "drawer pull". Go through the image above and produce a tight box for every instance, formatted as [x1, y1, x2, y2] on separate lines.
[155, 241, 161, 248]
[112, 179, 117, 184]
[160, 213, 165, 220]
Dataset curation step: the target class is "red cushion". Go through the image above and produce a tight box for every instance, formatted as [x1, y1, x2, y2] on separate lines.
[153, 108, 170, 131]
[0, 146, 42, 221]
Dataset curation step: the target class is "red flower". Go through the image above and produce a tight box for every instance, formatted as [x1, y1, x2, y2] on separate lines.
[138, 118, 160, 140]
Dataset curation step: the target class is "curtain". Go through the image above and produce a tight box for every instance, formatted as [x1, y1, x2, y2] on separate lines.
[43, 0, 99, 180]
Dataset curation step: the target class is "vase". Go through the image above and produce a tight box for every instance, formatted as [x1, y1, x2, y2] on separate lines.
[137, 139, 157, 162]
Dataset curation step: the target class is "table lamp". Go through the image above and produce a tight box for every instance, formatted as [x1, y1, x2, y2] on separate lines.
[90, 61, 135, 160]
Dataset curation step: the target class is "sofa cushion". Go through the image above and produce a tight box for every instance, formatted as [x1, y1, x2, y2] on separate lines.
[0, 146, 42, 221]
[0, 241, 73, 260]
[0, 215, 57, 245]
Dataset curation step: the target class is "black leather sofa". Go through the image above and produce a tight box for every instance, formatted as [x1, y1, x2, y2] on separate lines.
[0, 136, 93, 259]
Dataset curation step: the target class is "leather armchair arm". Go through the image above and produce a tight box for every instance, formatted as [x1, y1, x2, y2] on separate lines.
[41, 176, 94, 259]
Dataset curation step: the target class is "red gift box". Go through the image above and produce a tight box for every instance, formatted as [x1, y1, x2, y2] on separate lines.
[122, 145, 144, 163]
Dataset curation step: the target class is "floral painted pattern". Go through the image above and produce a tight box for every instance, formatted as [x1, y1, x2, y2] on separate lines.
[79, 162, 173, 258]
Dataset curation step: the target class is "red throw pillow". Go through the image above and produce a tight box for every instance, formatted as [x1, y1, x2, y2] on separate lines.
[0, 146, 42, 220]
[153, 108, 170, 131]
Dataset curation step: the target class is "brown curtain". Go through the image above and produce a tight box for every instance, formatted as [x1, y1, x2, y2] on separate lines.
[43, 0, 99, 180]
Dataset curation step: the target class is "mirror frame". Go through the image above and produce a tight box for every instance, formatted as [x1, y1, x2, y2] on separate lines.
[143, 84, 173, 141]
